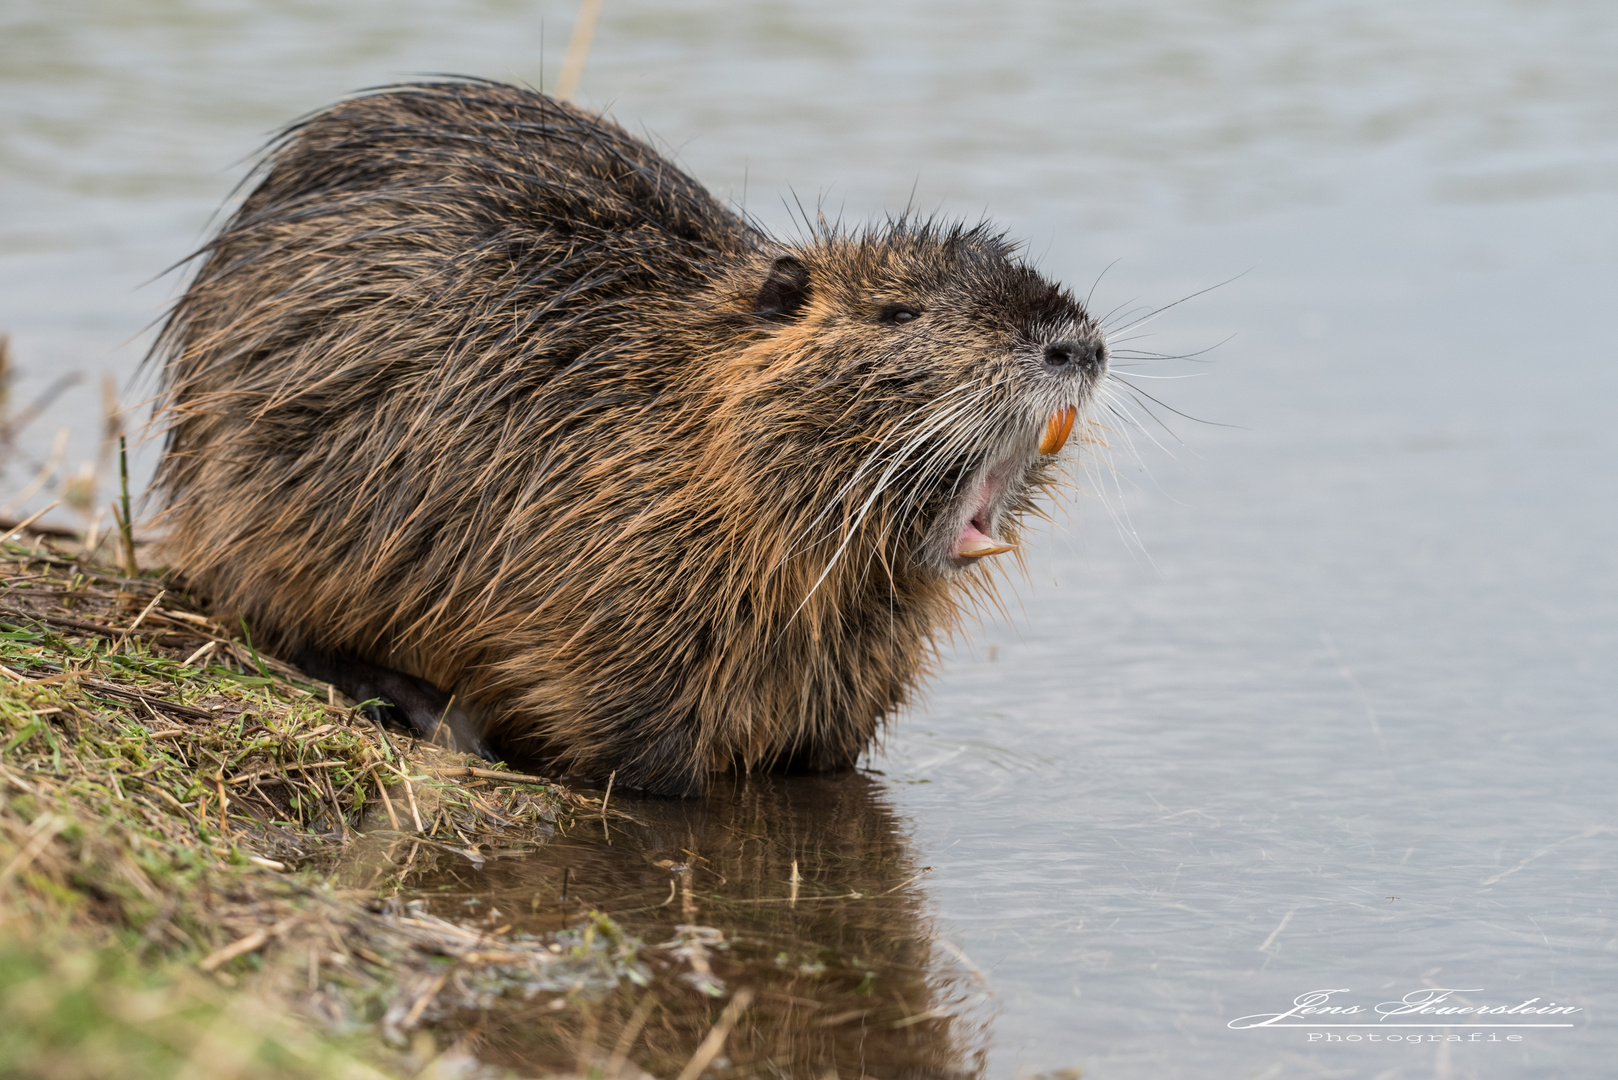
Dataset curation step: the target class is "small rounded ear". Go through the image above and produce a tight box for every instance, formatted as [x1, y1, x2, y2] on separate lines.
[753, 256, 811, 320]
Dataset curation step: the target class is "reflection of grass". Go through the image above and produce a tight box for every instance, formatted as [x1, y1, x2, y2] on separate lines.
[0, 527, 650, 1078]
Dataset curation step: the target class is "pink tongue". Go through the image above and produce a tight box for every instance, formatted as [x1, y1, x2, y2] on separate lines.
[958, 519, 995, 547]
[954, 476, 1014, 559]
[955, 518, 1013, 559]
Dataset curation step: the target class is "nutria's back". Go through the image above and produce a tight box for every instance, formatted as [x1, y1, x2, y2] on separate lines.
[151, 79, 1108, 795]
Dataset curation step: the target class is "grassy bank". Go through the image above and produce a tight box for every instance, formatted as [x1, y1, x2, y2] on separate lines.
[0, 524, 648, 1079]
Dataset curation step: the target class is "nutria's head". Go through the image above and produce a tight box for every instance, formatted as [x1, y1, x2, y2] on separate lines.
[711, 221, 1106, 589]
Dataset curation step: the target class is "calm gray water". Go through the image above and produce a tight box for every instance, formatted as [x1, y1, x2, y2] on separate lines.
[4, 1, 1617, 1076]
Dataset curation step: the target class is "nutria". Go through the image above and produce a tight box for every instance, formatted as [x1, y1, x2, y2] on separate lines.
[150, 78, 1107, 796]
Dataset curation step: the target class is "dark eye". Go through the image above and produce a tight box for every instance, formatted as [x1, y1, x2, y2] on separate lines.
[880, 306, 920, 326]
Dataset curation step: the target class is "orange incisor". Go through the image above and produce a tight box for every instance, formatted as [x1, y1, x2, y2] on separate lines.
[1039, 406, 1078, 455]
[958, 540, 1015, 559]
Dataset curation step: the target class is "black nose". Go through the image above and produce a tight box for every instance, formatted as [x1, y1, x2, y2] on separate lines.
[1043, 339, 1104, 373]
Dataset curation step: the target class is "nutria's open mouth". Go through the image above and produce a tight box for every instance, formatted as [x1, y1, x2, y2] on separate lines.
[937, 405, 1079, 572]
[945, 465, 1020, 570]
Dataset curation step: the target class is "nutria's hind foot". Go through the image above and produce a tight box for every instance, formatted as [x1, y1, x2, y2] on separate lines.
[293, 650, 495, 762]
[773, 744, 861, 778]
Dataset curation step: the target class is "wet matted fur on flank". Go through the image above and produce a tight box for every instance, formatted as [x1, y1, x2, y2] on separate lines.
[150, 78, 1108, 795]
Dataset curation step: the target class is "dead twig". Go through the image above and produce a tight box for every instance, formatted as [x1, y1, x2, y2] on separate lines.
[675, 988, 753, 1080]
[113, 588, 166, 653]
[198, 915, 299, 972]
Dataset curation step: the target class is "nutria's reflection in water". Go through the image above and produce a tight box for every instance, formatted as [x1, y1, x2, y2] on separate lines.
[411, 770, 988, 1079]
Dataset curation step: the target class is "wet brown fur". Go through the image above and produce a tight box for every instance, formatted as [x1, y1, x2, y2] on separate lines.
[150, 79, 1104, 795]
